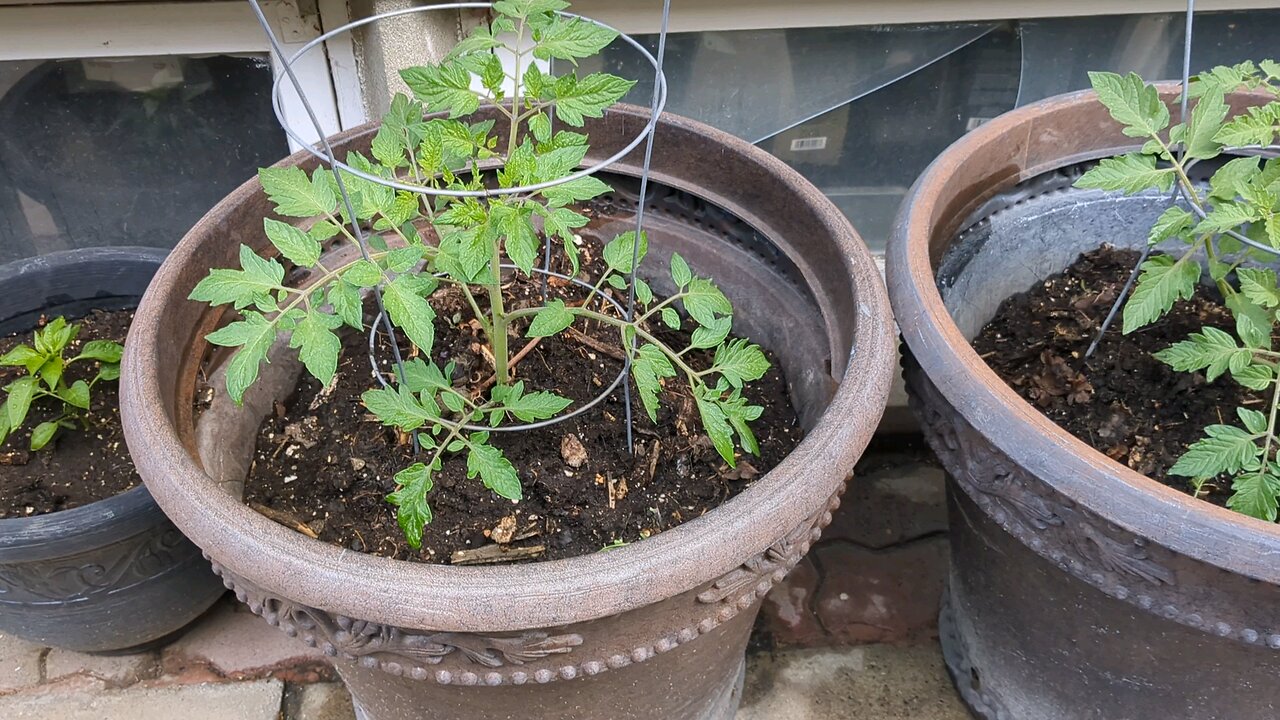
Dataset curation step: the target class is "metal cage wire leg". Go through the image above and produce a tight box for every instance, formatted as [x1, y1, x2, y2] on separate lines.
[1086, 0, 1196, 358]
[247, 0, 420, 452]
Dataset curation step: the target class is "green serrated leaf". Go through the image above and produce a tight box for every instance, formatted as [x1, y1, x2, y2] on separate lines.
[1075, 154, 1176, 195]
[1170, 424, 1262, 478]
[718, 390, 764, 457]
[383, 275, 436, 353]
[467, 441, 522, 501]
[1122, 255, 1200, 333]
[1153, 326, 1249, 381]
[1227, 294, 1274, 352]
[343, 259, 384, 288]
[384, 245, 426, 273]
[400, 63, 481, 118]
[670, 252, 692, 288]
[263, 218, 321, 267]
[1209, 156, 1261, 201]
[493, 0, 568, 21]
[635, 278, 653, 305]
[1214, 104, 1280, 147]
[1147, 206, 1195, 246]
[1232, 362, 1274, 391]
[540, 175, 611, 207]
[1194, 201, 1260, 235]
[493, 203, 540, 274]
[631, 343, 676, 423]
[1238, 406, 1269, 434]
[661, 307, 681, 330]
[712, 338, 770, 388]
[1228, 471, 1280, 521]
[440, 390, 465, 414]
[453, 25, 504, 63]
[695, 393, 736, 465]
[688, 314, 730, 350]
[387, 462, 435, 549]
[290, 309, 342, 385]
[206, 312, 277, 404]
[533, 16, 619, 64]
[549, 72, 636, 127]
[528, 112, 552, 143]
[401, 357, 452, 395]
[259, 166, 337, 218]
[526, 299, 575, 337]
[534, 144, 590, 182]
[1183, 89, 1229, 160]
[542, 207, 588, 248]
[327, 279, 363, 330]
[1088, 71, 1170, 138]
[309, 220, 343, 243]
[499, 386, 571, 421]
[603, 231, 647, 274]
[1238, 267, 1280, 310]
[363, 385, 432, 430]
[189, 245, 286, 309]
[683, 277, 734, 327]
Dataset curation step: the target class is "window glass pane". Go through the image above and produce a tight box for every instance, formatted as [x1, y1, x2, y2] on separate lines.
[585, 23, 997, 144]
[1017, 9, 1280, 106]
[583, 24, 1019, 251]
[0, 55, 289, 263]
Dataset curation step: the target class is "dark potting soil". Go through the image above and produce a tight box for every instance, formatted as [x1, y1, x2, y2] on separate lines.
[973, 245, 1251, 507]
[242, 253, 802, 564]
[0, 309, 139, 519]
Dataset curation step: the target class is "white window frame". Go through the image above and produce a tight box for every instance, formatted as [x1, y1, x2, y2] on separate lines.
[0, 0, 367, 149]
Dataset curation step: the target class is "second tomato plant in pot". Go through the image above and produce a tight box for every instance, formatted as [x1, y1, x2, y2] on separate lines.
[0, 248, 225, 653]
[120, 2, 894, 719]
[890, 65, 1280, 719]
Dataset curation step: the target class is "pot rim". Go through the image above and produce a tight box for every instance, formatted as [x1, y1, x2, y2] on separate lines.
[121, 105, 895, 631]
[888, 86, 1280, 585]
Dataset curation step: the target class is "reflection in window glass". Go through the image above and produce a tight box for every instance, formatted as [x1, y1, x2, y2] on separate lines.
[587, 24, 1020, 251]
[1018, 9, 1280, 106]
[0, 55, 289, 263]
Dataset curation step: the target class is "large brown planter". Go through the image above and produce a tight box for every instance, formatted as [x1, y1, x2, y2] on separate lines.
[888, 88, 1280, 719]
[120, 105, 894, 719]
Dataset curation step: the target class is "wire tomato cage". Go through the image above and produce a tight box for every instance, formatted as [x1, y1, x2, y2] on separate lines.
[1087, 0, 1280, 357]
[245, 0, 674, 452]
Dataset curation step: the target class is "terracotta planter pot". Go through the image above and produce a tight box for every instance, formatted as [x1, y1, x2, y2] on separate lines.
[888, 88, 1280, 719]
[120, 105, 894, 719]
[0, 248, 224, 653]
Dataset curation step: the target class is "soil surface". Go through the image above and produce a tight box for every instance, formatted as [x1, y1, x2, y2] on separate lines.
[243, 243, 802, 564]
[0, 309, 139, 519]
[973, 246, 1252, 506]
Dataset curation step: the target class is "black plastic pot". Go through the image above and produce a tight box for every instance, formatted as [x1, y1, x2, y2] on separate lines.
[0, 247, 225, 653]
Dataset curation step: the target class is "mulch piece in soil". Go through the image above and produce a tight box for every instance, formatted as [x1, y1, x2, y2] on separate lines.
[0, 309, 139, 519]
[242, 247, 803, 564]
[972, 245, 1252, 507]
